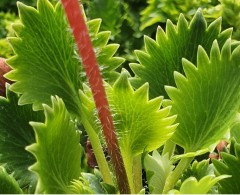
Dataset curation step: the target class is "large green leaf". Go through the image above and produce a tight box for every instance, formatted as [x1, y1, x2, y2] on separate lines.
[0, 85, 44, 192]
[81, 70, 177, 156]
[0, 166, 23, 194]
[131, 9, 232, 98]
[80, 70, 177, 191]
[213, 139, 240, 194]
[5, 0, 124, 115]
[165, 39, 240, 153]
[26, 96, 82, 193]
[143, 150, 174, 194]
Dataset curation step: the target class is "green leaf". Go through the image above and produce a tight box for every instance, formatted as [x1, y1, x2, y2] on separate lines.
[81, 70, 177, 156]
[182, 160, 214, 181]
[213, 139, 240, 194]
[0, 85, 44, 192]
[26, 96, 82, 193]
[143, 150, 174, 194]
[168, 175, 229, 194]
[0, 166, 23, 194]
[6, 0, 124, 115]
[131, 9, 232, 99]
[165, 40, 240, 153]
[81, 70, 177, 192]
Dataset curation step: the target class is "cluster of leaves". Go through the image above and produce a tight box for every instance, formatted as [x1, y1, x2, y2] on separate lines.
[0, 0, 240, 194]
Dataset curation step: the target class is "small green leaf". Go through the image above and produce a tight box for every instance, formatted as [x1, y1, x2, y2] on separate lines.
[166, 40, 240, 153]
[213, 139, 240, 194]
[0, 166, 23, 194]
[131, 9, 231, 99]
[143, 150, 174, 194]
[0, 85, 44, 191]
[168, 175, 229, 194]
[26, 96, 82, 193]
[6, 0, 124, 115]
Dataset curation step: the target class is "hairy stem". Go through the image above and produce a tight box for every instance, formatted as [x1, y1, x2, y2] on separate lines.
[162, 157, 193, 193]
[61, 0, 130, 193]
[81, 116, 113, 185]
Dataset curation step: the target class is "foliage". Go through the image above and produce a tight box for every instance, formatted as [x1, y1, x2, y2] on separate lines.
[0, 0, 240, 194]
[0, 166, 23, 194]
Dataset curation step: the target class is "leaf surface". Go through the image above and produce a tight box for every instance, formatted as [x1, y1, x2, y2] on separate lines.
[6, 0, 123, 115]
[26, 96, 82, 193]
[0, 85, 44, 192]
[131, 9, 232, 98]
[165, 40, 240, 152]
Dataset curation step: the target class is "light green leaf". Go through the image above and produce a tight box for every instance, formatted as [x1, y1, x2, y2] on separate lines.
[143, 150, 174, 194]
[213, 139, 240, 194]
[81, 70, 177, 192]
[0, 166, 23, 194]
[165, 39, 240, 153]
[0, 85, 44, 192]
[168, 175, 229, 194]
[6, 0, 124, 115]
[26, 96, 82, 193]
[66, 178, 94, 194]
[81, 70, 177, 156]
[131, 9, 232, 99]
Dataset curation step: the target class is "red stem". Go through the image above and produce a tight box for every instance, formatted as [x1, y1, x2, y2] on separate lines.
[61, 0, 130, 193]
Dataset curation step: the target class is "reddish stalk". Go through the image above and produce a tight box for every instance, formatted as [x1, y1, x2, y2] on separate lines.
[61, 0, 130, 193]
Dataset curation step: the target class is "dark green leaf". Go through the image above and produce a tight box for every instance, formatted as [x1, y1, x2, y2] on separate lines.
[0, 85, 44, 191]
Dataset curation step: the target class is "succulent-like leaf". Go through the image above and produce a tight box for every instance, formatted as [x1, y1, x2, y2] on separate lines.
[0, 85, 44, 191]
[26, 96, 82, 193]
[143, 150, 174, 194]
[5, 0, 124, 115]
[131, 9, 232, 98]
[213, 139, 240, 194]
[0, 166, 23, 194]
[168, 175, 229, 194]
[165, 39, 240, 153]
